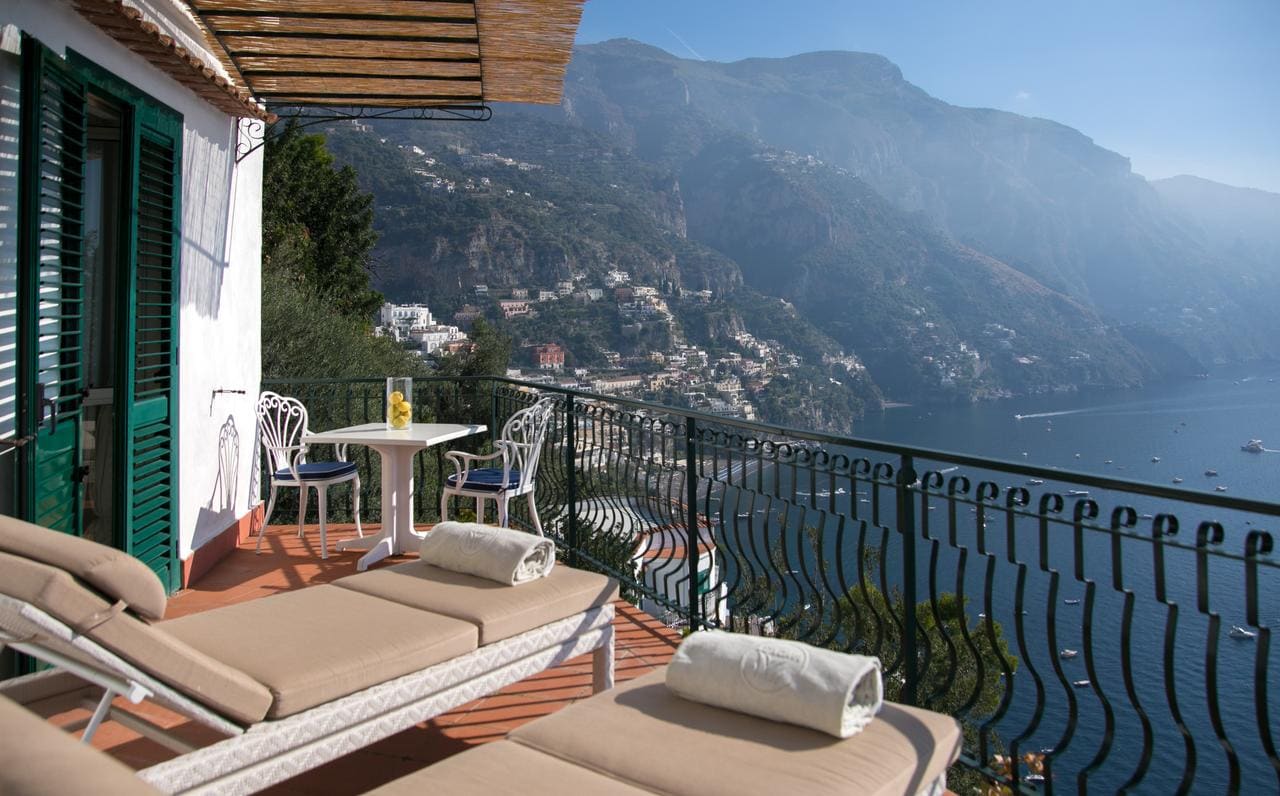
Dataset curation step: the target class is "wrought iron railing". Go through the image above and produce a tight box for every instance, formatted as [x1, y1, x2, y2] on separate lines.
[263, 376, 1280, 794]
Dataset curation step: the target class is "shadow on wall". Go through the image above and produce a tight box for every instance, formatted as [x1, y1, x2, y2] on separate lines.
[192, 414, 240, 548]
[180, 117, 237, 320]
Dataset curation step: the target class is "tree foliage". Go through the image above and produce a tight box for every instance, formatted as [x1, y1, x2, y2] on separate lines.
[260, 268, 428, 381]
[263, 122, 382, 319]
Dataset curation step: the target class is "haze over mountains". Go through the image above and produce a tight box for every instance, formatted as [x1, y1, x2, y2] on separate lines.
[327, 39, 1278, 425]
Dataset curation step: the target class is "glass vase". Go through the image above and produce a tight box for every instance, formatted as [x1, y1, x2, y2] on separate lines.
[386, 377, 413, 431]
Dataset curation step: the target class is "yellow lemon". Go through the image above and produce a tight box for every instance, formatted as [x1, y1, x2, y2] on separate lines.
[396, 400, 412, 414]
[389, 390, 404, 404]
[391, 415, 409, 429]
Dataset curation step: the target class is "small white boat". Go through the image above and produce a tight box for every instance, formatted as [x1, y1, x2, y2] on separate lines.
[1027, 479, 1045, 486]
[1242, 439, 1265, 453]
[1205, 469, 1219, 476]
[1229, 625, 1257, 640]
[1150, 456, 1161, 463]
[1067, 490, 1089, 497]
[977, 612, 987, 619]
[1064, 598, 1081, 605]
[1104, 459, 1113, 464]
[1073, 679, 1091, 688]
[1074, 453, 1081, 458]
[1172, 477, 1184, 484]
[1216, 485, 1229, 492]
[1060, 649, 1079, 659]
[1140, 513, 1154, 519]
[1024, 774, 1046, 785]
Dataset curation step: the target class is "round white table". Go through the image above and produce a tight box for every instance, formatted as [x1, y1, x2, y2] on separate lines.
[303, 422, 487, 570]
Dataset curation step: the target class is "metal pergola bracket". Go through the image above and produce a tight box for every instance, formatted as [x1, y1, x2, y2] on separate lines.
[235, 104, 493, 163]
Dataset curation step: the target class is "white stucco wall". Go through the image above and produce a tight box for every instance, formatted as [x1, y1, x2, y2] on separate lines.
[2, 1, 263, 561]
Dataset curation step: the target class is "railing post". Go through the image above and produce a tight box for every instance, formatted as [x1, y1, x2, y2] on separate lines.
[564, 393, 578, 567]
[897, 453, 919, 706]
[489, 379, 499, 449]
[685, 416, 702, 631]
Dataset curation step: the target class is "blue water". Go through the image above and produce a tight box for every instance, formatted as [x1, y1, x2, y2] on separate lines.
[712, 365, 1280, 792]
[857, 365, 1280, 505]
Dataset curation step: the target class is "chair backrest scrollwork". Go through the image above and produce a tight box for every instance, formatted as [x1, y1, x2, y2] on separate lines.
[502, 396, 557, 491]
[257, 391, 310, 474]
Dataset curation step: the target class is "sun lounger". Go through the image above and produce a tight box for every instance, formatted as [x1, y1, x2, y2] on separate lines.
[2, 666, 961, 796]
[0, 514, 617, 795]
[379, 668, 961, 796]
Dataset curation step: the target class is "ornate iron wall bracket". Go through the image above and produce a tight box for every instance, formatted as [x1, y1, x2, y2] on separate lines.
[234, 104, 493, 163]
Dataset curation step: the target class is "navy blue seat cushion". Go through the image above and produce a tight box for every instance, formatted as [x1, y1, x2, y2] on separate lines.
[446, 467, 521, 492]
[274, 461, 358, 482]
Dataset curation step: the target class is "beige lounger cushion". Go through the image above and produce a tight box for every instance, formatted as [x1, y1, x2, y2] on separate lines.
[367, 738, 650, 795]
[0, 552, 273, 724]
[0, 694, 159, 795]
[335, 562, 619, 645]
[160, 585, 479, 718]
[0, 515, 166, 620]
[511, 669, 962, 796]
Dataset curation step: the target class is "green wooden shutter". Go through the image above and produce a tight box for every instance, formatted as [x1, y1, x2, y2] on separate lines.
[19, 41, 87, 535]
[122, 108, 181, 588]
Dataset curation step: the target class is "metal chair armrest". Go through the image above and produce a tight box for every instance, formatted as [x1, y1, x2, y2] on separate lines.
[444, 449, 507, 486]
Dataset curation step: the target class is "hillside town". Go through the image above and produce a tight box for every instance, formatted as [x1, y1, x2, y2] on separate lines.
[376, 263, 867, 421]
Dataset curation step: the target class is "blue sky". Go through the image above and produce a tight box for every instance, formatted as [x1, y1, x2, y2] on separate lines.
[576, 1, 1280, 193]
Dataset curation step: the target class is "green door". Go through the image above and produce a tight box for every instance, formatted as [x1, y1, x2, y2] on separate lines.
[18, 42, 87, 535]
[121, 109, 181, 588]
[17, 39, 182, 591]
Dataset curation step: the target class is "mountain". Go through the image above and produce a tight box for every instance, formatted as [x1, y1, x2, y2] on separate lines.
[557, 40, 1278, 364]
[1151, 176, 1280, 269]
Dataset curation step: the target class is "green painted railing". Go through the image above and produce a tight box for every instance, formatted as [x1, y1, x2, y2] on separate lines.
[263, 376, 1280, 794]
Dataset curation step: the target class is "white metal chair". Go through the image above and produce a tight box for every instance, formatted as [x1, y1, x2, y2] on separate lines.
[441, 396, 556, 533]
[256, 391, 363, 557]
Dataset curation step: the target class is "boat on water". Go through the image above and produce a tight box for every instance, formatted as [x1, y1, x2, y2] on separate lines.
[1067, 489, 1089, 497]
[1229, 625, 1257, 640]
[1073, 679, 1091, 688]
[1216, 485, 1229, 492]
[1150, 456, 1161, 463]
[1104, 459, 1113, 464]
[1064, 598, 1081, 605]
[1172, 477, 1184, 484]
[1241, 439, 1265, 453]
[1060, 649, 1079, 659]
[1027, 479, 1045, 486]
[1024, 774, 1046, 785]
[1205, 469, 1219, 476]
[1140, 513, 1154, 519]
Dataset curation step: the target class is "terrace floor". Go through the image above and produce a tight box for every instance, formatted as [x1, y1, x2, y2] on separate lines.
[35, 522, 681, 795]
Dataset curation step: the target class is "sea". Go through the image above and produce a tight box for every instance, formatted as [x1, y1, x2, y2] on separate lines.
[725, 363, 1280, 792]
[857, 364, 1280, 505]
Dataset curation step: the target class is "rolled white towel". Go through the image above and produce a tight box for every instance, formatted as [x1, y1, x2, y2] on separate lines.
[665, 630, 882, 738]
[419, 522, 555, 586]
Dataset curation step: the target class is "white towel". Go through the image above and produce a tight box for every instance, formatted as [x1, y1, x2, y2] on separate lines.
[665, 630, 883, 738]
[419, 522, 555, 586]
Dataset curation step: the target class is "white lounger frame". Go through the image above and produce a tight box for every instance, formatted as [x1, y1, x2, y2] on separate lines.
[0, 593, 615, 795]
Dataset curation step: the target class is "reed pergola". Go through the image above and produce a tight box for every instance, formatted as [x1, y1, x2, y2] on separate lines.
[184, 0, 585, 113]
